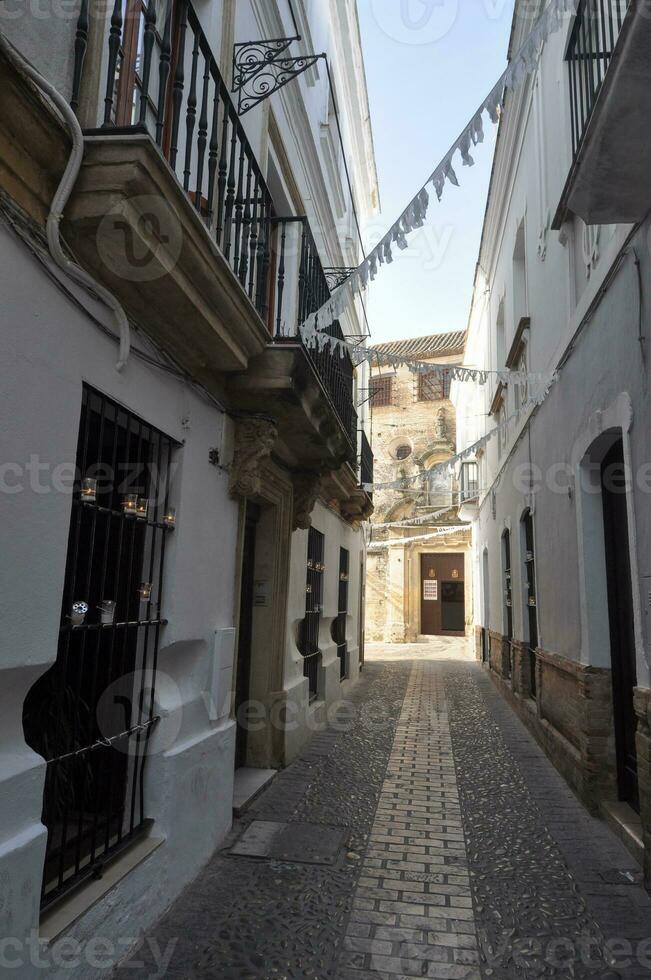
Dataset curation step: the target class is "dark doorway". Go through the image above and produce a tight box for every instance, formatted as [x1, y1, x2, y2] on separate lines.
[235, 502, 260, 770]
[421, 554, 465, 636]
[601, 439, 639, 812]
[522, 512, 539, 699]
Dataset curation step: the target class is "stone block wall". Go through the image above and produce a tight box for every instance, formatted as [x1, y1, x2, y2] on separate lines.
[484, 634, 619, 818]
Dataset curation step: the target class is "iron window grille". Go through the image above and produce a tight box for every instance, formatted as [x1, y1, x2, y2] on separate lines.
[333, 548, 350, 681]
[417, 371, 450, 402]
[370, 376, 393, 408]
[523, 511, 539, 699]
[23, 386, 177, 911]
[298, 528, 324, 702]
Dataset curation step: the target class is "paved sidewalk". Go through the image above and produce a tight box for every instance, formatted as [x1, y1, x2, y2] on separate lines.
[113, 641, 651, 979]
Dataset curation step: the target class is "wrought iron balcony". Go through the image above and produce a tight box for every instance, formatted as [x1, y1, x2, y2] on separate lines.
[554, 0, 651, 227]
[71, 0, 358, 458]
[567, 0, 629, 160]
[273, 217, 358, 453]
[73, 0, 274, 321]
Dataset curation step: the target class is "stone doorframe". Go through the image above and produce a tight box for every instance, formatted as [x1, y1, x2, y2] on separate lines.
[229, 418, 293, 768]
[228, 417, 323, 768]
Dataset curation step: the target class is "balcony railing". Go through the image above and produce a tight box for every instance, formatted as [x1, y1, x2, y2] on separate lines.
[73, 0, 358, 452]
[567, 0, 630, 158]
[73, 0, 274, 320]
[359, 431, 373, 491]
[273, 217, 358, 453]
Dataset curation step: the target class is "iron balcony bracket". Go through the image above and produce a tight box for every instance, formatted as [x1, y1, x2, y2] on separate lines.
[324, 267, 357, 291]
[233, 41, 325, 115]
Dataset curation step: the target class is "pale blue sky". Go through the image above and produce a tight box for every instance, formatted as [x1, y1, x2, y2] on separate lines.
[357, 0, 516, 343]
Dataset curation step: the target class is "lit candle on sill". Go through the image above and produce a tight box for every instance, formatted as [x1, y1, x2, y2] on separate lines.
[163, 507, 177, 529]
[122, 494, 138, 516]
[70, 601, 89, 627]
[98, 600, 116, 625]
[81, 478, 97, 503]
[136, 498, 149, 520]
[138, 583, 153, 602]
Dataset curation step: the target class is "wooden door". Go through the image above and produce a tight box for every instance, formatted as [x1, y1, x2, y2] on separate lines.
[421, 553, 465, 637]
[601, 439, 639, 812]
[235, 502, 260, 769]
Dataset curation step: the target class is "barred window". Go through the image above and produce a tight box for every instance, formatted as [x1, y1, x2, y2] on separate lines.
[23, 386, 177, 910]
[299, 528, 325, 702]
[418, 372, 450, 402]
[370, 376, 393, 408]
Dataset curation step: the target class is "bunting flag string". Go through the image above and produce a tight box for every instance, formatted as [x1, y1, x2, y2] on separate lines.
[373, 506, 463, 529]
[362, 373, 557, 492]
[300, 0, 581, 346]
[368, 525, 471, 551]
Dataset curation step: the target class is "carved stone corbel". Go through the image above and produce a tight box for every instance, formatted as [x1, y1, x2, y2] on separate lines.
[229, 417, 278, 499]
[292, 471, 322, 530]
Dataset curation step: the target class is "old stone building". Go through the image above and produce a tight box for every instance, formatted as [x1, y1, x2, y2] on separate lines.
[366, 332, 472, 643]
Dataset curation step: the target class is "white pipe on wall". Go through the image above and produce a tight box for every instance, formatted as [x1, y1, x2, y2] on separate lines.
[0, 32, 131, 371]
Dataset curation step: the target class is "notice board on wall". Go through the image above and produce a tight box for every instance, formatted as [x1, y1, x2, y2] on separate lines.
[423, 580, 439, 601]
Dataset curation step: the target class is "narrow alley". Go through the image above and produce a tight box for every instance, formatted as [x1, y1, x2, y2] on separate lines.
[113, 642, 651, 980]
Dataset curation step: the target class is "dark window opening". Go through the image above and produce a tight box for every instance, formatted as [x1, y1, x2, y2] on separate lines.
[23, 386, 176, 911]
[298, 528, 324, 702]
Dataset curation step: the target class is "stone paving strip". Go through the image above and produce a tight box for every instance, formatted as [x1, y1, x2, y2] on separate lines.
[112, 661, 410, 980]
[335, 661, 481, 980]
[111, 643, 651, 980]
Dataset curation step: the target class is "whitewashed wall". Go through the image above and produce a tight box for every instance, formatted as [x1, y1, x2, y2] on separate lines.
[453, 4, 650, 691]
[0, 221, 239, 977]
[283, 500, 364, 762]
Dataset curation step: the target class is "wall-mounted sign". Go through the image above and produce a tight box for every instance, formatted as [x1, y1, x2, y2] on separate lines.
[423, 580, 438, 601]
[254, 580, 271, 607]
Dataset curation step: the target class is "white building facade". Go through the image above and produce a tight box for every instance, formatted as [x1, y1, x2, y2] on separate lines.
[454, 0, 651, 884]
[0, 0, 377, 972]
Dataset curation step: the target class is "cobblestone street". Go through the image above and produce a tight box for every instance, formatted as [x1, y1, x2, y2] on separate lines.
[114, 641, 651, 980]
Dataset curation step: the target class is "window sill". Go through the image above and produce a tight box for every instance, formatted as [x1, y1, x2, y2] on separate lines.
[40, 834, 164, 943]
